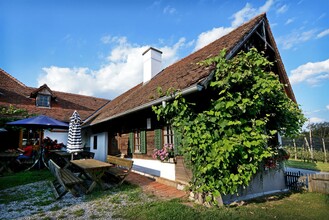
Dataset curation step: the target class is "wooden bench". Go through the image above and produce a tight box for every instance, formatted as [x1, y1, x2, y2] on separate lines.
[106, 155, 134, 185]
[48, 159, 84, 199]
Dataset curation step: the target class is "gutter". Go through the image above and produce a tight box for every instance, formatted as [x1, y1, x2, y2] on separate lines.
[83, 99, 111, 123]
[84, 83, 204, 127]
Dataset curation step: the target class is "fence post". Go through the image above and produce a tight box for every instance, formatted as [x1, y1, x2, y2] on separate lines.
[322, 138, 327, 163]
[309, 119, 314, 161]
[293, 139, 297, 160]
[304, 137, 313, 161]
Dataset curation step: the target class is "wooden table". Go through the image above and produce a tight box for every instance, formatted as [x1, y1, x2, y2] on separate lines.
[0, 152, 20, 174]
[70, 159, 112, 193]
[54, 151, 72, 168]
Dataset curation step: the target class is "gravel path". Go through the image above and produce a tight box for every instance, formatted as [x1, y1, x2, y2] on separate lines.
[0, 181, 154, 220]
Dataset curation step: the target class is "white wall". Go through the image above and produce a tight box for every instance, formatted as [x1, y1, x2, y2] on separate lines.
[223, 168, 287, 203]
[132, 158, 176, 181]
[44, 130, 68, 145]
[90, 132, 108, 162]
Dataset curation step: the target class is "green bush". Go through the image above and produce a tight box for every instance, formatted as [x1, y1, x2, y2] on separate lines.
[284, 146, 328, 162]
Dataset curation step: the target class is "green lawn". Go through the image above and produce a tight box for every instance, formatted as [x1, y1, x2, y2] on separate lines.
[1, 167, 329, 220]
[115, 193, 329, 220]
[285, 159, 329, 172]
[0, 168, 53, 190]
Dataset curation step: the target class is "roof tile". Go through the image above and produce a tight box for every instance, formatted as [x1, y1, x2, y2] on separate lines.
[0, 68, 109, 122]
[88, 13, 284, 126]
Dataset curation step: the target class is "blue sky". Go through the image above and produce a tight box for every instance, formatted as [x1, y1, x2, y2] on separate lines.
[1, 0, 329, 125]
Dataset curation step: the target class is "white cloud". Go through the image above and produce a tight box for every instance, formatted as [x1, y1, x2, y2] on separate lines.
[231, 0, 274, 27]
[163, 5, 176, 15]
[317, 13, 326, 21]
[259, 0, 274, 13]
[194, 27, 234, 51]
[100, 35, 111, 44]
[194, 0, 274, 51]
[317, 29, 329, 39]
[231, 3, 257, 28]
[279, 29, 316, 50]
[40, 67, 98, 96]
[285, 18, 294, 25]
[39, 1, 277, 99]
[309, 117, 325, 124]
[38, 37, 186, 99]
[276, 4, 288, 14]
[289, 59, 329, 85]
[326, 105, 329, 111]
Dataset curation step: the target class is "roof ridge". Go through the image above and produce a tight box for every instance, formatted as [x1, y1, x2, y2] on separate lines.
[26, 86, 110, 101]
[79, 12, 293, 127]
[83, 83, 142, 125]
[157, 13, 267, 73]
[0, 68, 26, 87]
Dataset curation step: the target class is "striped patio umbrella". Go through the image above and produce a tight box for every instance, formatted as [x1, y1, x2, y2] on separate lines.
[66, 111, 83, 154]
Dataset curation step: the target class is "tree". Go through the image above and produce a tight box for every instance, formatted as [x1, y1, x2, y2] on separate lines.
[153, 48, 305, 205]
[0, 105, 30, 128]
[307, 122, 329, 138]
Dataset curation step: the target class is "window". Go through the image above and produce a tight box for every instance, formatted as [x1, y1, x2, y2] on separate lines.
[36, 94, 50, 107]
[134, 131, 141, 153]
[129, 131, 146, 154]
[154, 126, 182, 155]
[163, 126, 174, 145]
[93, 136, 97, 150]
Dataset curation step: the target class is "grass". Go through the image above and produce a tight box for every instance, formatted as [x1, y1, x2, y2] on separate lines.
[1, 167, 328, 220]
[115, 193, 329, 220]
[285, 159, 329, 172]
[0, 189, 30, 204]
[0, 168, 53, 190]
[72, 209, 85, 217]
[84, 182, 139, 202]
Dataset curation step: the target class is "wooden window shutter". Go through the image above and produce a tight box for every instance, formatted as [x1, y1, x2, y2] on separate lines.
[154, 129, 163, 150]
[140, 130, 146, 154]
[128, 132, 134, 154]
[174, 128, 182, 155]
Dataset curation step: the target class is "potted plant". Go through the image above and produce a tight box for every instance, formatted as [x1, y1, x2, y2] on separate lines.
[152, 144, 175, 163]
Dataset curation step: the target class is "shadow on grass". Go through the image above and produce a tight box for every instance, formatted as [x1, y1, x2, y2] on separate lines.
[240, 191, 293, 205]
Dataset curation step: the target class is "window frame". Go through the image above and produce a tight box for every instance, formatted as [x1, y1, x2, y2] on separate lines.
[36, 94, 51, 108]
[129, 130, 146, 154]
[154, 126, 182, 155]
[163, 126, 174, 145]
[134, 131, 141, 153]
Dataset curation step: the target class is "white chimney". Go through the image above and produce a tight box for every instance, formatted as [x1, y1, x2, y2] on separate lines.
[142, 47, 162, 84]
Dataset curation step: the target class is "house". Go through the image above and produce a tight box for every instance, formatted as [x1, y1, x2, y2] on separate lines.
[0, 68, 109, 148]
[82, 13, 295, 201]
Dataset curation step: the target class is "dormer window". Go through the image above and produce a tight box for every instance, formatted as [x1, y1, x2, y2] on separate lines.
[36, 94, 51, 107]
[30, 84, 56, 108]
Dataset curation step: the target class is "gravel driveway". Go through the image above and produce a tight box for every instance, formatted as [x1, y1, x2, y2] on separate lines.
[0, 180, 154, 220]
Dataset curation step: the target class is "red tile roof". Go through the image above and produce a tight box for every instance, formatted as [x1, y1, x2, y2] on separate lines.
[86, 13, 295, 126]
[0, 68, 109, 122]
